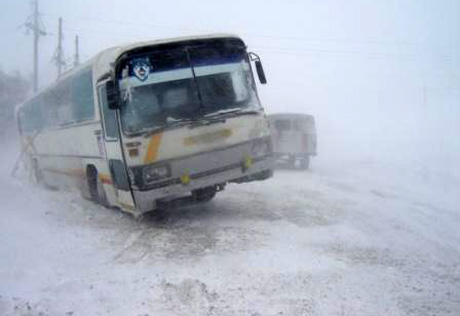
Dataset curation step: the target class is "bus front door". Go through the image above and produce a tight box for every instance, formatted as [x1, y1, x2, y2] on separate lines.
[97, 81, 136, 213]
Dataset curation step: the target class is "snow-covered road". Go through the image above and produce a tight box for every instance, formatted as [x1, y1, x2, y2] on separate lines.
[1, 144, 459, 315]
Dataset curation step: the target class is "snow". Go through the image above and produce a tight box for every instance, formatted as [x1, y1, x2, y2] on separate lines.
[1, 139, 459, 315]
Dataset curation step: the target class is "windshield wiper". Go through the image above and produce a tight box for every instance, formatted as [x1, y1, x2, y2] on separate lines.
[141, 118, 196, 138]
[205, 108, 261, 119]
[188, 117, 226, 129]
[204, 108, 243, 118]
[139, 109, 261, 137]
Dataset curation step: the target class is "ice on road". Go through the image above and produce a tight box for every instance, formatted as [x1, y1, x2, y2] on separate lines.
[1, 145, 459, 315]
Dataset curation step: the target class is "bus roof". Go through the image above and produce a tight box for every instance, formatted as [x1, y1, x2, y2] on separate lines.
[92, 33, 242, 82]
[16, 33, 242, 112]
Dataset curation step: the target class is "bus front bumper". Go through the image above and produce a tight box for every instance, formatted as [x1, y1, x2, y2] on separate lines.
[132, 156, 273, 213]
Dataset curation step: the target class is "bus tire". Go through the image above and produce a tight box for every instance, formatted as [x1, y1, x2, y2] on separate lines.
[289, 155, 297, 168]
[87, 166, 108, 206]
[300, 156, 310, 169]
[194, 187, 217, 203]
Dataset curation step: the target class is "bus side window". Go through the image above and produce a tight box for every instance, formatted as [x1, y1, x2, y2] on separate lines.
[292, 120, 302, 131]
[274, 119, 290, 132]
[43, 91, 59, 128]
[20, 109, 28, 133]
[98, 85, 118, 140]
[73, 70, 95, 122]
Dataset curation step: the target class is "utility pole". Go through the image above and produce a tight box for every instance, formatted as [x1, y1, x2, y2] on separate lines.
[24, 0, 46, 92]
[53, 17, 65, 78]
[74, 35, 80, 67]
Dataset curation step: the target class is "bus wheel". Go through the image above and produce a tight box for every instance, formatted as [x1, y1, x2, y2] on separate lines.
[289, 155, 297, 168]
[300, 156, 310, 169]
[87, 166, 108, 206]
[193, 187, 217, 203]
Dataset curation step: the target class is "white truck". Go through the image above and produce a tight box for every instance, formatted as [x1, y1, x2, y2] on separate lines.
[269, 113, 317, 169]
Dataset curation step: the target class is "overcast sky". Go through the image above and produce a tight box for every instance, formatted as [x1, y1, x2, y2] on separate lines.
[1, 0, 459, 170]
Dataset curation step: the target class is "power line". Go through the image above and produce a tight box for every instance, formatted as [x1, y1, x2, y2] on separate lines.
[39, 11, 460, 51]
[59, 26, 143, 41]
[40, 12, 204, 36]
[44, 29, 457, 66]
[257, 47, 409, 60]
[32, 10, 460, 72]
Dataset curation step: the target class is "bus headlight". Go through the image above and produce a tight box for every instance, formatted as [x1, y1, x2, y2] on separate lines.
[252, 138, 272, 157]
[143, 164, 170, 183]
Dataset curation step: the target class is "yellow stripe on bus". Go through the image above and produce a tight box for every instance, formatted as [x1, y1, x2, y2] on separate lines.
[119, 202, 135, 210]
[144, 133, 163, 164]
[98, 173, 112, 185]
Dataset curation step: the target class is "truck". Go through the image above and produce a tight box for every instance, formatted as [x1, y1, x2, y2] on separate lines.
[269, 113, 317, 169]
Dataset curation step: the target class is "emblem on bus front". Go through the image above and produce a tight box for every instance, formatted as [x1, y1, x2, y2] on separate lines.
[131, 58, 151, 81]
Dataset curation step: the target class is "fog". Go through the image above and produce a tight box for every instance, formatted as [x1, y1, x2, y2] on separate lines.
[1, 1, 460, 314]
[2, 0, 459, 178]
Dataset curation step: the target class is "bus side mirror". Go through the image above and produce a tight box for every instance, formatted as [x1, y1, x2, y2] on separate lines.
[106, 80, 120, 110]
[255, 60, 267, 84]
[249, 52, 267, 85]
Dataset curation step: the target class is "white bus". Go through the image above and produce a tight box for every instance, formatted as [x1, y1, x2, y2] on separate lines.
[16, 34, 273, 217]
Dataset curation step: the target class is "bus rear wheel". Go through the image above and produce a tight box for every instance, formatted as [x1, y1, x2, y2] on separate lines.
[299, 156, 310, 169]
[87, 167, 108, 206]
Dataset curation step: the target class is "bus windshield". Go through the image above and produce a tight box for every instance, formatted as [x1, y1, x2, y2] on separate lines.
[118, 43, 261, 135]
